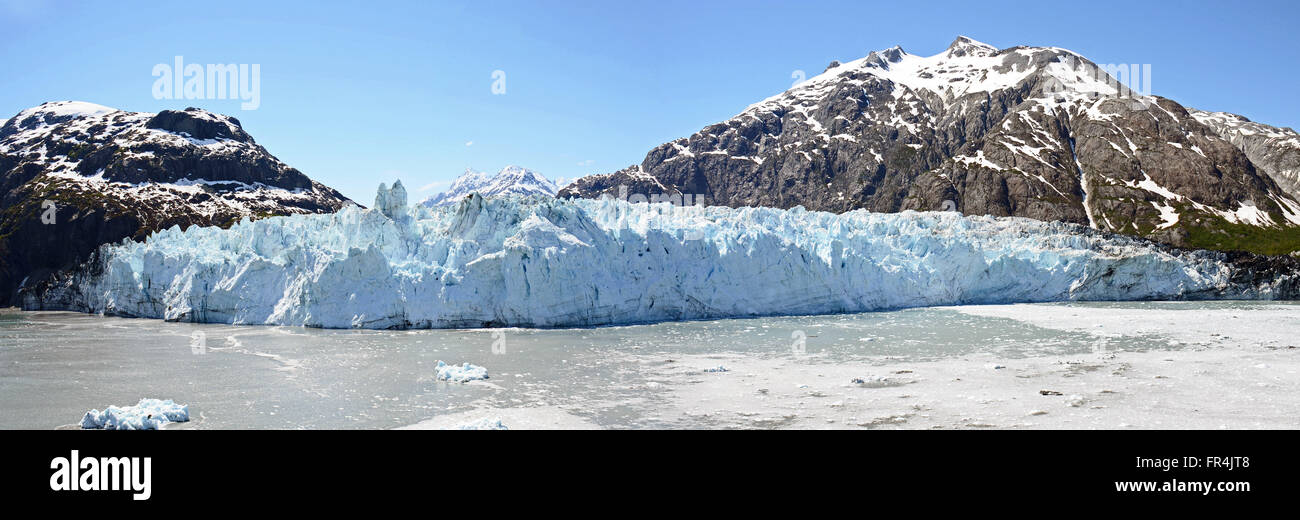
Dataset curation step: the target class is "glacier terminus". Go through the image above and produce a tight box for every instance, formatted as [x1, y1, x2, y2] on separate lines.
[21, 182, 1300, 329]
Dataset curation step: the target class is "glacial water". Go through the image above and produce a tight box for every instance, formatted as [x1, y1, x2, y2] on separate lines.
[6, 302, 1294, 430]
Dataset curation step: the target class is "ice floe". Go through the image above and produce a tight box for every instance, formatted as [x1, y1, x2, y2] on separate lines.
[80, 399, 190, 430]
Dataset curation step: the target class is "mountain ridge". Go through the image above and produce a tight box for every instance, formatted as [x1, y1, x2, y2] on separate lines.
[560, 37, 1300, 256]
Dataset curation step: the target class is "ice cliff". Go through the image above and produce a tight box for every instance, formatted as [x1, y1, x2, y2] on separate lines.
[23, 182, 1300, 329]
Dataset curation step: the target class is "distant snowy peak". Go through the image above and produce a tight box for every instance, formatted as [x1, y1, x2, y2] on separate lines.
[422, 168, 491, 207]
[491, 165, 558, 195]
[422, 165, 557, 206]
[449, 167, 494, 191]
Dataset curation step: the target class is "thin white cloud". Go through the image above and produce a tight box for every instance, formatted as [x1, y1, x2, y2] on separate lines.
[465, 141, 474, 147]
[419, 180, 450, 192]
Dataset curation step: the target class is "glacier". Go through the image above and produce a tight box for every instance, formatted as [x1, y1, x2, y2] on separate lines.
[23, 182, 1299, 329]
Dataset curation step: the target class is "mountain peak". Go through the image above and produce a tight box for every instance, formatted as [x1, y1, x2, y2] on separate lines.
[460, 167, 490, 180]
[945, 36, 997, 57]
[26, 100, 118, 118]
[421, 166, 557, 207]
[864, 45, 907, 70]
[3, 101, 119, 136]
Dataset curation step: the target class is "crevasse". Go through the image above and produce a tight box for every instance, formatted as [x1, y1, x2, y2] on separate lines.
[27, 186, 1287, 329]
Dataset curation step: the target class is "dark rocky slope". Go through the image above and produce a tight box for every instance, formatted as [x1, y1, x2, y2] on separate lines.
[0, 101, 352, 305]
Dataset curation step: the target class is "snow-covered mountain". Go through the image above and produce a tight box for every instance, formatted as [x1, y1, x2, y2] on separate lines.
[0, 101, 352, 305]
[561, 37, 1300, 255]
[25, 184, 1300, 329]
[421, 165, 557, 206]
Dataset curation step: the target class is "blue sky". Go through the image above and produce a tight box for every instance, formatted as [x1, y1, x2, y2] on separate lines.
[2, 0, 1297, 203]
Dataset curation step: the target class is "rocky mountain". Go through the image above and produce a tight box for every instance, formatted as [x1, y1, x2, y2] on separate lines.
[560, 37, 1300, 255]
[0, 101, 352, 305]
[421, 165, 557, 206]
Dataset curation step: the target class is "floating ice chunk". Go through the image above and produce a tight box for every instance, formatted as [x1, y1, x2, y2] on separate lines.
[435, 361, 489, 383]
[451, 417, 508, 430]
[80, 398, 190, 430]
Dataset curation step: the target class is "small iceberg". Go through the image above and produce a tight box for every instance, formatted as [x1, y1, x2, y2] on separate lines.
[80, 399, 190, 430]
[435, 361, 489, 383]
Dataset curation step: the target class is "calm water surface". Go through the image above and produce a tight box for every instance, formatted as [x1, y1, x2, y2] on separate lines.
[0, 302, 1283, 429]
